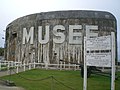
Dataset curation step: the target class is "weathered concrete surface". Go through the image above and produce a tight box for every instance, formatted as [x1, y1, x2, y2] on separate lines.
[5, 10, 117, 68]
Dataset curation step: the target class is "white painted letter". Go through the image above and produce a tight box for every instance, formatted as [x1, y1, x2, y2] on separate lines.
[69, 25, 82, 44]
[53, 25, 65, 43]
[22, 27, 34, 44]
[38, 26, 49, 44]
[86, 25, 98, 38]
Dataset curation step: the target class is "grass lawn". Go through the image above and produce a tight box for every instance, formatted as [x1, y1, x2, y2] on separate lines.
[0, 69, 120, 90]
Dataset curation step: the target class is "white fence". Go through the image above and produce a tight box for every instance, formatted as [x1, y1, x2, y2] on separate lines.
[0, 61, 80, 73]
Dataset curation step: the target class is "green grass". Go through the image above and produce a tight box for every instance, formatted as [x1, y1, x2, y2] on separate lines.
[0, 69, 120, 90]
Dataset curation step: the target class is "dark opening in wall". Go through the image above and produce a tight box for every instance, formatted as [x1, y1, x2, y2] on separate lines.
[12, 32, 17, 38]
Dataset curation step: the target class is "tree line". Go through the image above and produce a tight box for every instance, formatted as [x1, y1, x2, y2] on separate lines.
[0, 47, 4, 56]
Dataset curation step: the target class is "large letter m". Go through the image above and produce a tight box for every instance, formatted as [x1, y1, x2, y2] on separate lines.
[22, 27, 34, 44]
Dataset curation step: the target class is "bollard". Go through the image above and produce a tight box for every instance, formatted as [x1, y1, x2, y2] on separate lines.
[29, 63, 31, 70]
[16, 64, 19, 73]
[33, 62, 35, 69]
[0, 62, 1, 71]
[23, 62, 26, 71]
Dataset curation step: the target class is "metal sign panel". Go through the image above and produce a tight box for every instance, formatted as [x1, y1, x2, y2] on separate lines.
[85, 35, 111, 67]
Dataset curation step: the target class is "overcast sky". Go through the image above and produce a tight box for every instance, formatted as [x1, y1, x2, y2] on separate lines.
[0, 0, 120, 61]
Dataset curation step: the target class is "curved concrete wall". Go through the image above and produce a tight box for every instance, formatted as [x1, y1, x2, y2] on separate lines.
[5, 10, 117, 68]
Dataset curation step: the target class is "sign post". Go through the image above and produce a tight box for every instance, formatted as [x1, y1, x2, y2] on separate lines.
[83, 32, 115, 90]
[83, 37, 87, 90]
[111, 32, 115, 90]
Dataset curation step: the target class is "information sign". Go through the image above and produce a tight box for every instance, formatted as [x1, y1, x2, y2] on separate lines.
[85, 35, 111, 67]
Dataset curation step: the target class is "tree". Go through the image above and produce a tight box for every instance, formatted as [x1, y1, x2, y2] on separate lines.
[0, 47, 4, 56]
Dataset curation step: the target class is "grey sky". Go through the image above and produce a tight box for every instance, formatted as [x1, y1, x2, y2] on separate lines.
[0, 0, 120, 61]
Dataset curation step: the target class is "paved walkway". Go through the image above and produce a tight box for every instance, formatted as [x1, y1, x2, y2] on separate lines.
[0, 85, 25, 90]
[0, 68, 26, 90]
[0, 67, 30, 77]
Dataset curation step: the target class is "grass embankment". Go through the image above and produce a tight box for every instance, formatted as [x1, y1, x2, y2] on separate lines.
[0, 69, 120, 90]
